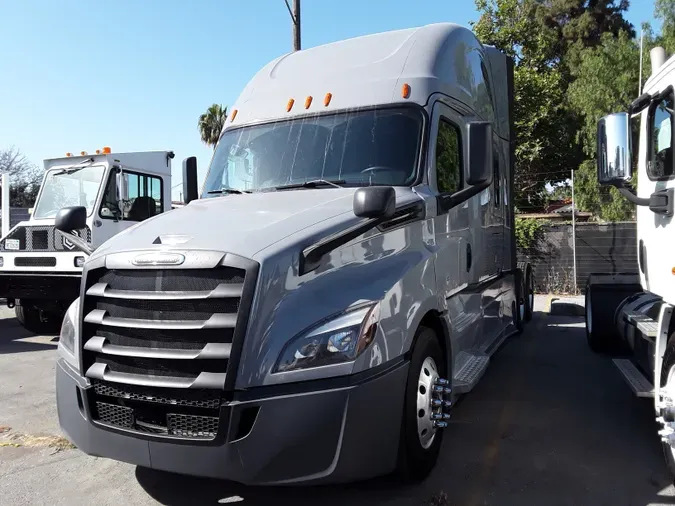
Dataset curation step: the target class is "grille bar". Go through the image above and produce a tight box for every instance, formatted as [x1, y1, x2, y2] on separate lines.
[86, 282, 244, 300]
[84, 309, 237, 330]
[85, 362, 227, 389]
[83, 336, 232, 359]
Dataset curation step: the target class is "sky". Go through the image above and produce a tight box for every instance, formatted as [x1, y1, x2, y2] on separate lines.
[0, 0, 660, 202]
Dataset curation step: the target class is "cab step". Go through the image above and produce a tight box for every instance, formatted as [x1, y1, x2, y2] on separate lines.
[453, 352, 489, 394]
[612, 358, 654, 398]
[624, 311, 658, 338]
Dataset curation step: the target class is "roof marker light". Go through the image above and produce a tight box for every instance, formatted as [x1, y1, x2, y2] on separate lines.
[304, 96, 313, 109]
[80, 151, 87, 156]
[286, 98, 295, 112]
[102, 146, 112, 154]
[231, 109, 238, 121]
[402, 83, 411, 99]
[95, 149, 101, 154]
[65, 152, 72, 157]
[324, 93, 332, 106]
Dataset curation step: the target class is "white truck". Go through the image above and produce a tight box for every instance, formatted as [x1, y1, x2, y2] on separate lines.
[54, 23, 534, 485]
[0, 148, 174, 333]
[585, 45, 675, 478]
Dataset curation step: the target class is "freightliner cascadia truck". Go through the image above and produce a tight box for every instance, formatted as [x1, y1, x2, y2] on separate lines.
[53, 23, 533, 485]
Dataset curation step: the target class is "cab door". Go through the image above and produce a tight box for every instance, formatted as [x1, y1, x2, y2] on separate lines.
[637, 85, 675, 299]
[94, 168, 168, 247]
[429, 100, 482, 354]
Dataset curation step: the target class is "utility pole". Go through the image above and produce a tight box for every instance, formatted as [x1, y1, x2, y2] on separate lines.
[284, 0, 301, 51]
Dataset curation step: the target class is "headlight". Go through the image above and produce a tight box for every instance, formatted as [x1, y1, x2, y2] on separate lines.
[273, 302, 380, 373]
[74, 256, 85, 268]
[58, 297, 80, 372]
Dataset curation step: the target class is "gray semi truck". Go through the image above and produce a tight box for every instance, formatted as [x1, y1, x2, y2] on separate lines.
[53, 22, 533, 485]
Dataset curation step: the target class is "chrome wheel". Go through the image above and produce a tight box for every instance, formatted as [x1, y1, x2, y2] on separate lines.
[416, 356, 451, 449]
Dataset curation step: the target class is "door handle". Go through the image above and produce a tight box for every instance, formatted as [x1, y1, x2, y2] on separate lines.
[466, 243, 472, 272]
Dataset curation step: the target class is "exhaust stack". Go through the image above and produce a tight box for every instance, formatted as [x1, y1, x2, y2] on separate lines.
[651, 46, 667, 75]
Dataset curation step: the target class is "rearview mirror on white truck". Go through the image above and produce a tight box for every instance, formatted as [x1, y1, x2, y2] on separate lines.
[596, 112, 633, 185]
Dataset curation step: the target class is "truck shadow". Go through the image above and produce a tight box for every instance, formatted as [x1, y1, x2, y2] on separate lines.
[134, 309, 675, 505]
[0, 315, 58, 354]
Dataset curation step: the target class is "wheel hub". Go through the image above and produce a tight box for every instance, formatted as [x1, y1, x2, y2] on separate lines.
[657, 365, 675, 448]
[416, 356, 452, 449]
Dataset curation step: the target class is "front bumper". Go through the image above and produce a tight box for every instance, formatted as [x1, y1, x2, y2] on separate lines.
[56, 358, 409, 485]
[0, 272, 81, 301]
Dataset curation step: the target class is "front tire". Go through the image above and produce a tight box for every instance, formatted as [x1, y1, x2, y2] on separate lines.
[15, 302, 63, 335]
[396, 326, 449, 482]
[659, 336, 675, 479]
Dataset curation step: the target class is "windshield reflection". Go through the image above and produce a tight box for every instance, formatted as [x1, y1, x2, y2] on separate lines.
[33, 165, 106, 219]
[201, 107, 424, 196]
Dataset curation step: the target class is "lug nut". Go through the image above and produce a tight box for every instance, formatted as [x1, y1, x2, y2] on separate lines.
[435, 378, 449, 386]
[431, 399, 443, 407]
[433, 421, 448, 429]
[443, 387, 452, 394]
[443, 400, 452, 408]
[432, 385, 445, 393]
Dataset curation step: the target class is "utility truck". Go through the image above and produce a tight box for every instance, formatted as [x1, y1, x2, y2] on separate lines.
[0, 148, 174, 334]
[54, 23, 534, 485]
[585, 45, 675, 478]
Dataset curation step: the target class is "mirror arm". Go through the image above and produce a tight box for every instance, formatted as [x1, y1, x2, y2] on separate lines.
[439, 179, 491, 211]
[299, 217, 382, 275]
[616, 184, 650, 207]
[54, 229, 95, 256]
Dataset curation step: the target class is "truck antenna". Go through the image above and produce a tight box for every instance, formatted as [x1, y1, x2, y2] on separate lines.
[639, 26, 644, 96]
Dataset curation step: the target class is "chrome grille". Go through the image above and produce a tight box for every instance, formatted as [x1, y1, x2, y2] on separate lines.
[0, 225, 92, 252]
[80, 254, 258, 441]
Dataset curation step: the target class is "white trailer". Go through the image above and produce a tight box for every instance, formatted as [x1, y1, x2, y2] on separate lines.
[586, 46, 675, 478]
[0, 148, 174, 333]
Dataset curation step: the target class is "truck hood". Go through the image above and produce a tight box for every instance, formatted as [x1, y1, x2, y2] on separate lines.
[93, 188, 359, 260]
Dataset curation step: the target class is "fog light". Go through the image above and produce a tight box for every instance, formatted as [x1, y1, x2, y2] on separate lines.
[74, 256, 85, 267]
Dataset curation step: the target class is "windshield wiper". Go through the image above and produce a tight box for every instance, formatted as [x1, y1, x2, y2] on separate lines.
[273, 179, 346, 190]
[206, 188, 251, 195]
[53, 158, 94, 176]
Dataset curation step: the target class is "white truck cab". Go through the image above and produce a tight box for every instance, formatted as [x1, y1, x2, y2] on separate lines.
[0, 148, 174, 333]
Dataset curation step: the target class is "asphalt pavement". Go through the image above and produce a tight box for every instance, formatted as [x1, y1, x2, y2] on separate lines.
[2, 296, 675, 505]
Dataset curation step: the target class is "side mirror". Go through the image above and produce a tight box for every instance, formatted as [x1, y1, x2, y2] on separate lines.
[182, 156, 199, 204]
[55, 206, 86, 232]
[467, 121, 493, 186]
[353, 186, 396, 219]
[596, 112, 632, 185]
[115, 170, 128, 202]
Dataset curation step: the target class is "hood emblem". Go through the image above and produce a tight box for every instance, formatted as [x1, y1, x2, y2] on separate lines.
[153, 234, 192, 245]
[132, 252, 185, 267]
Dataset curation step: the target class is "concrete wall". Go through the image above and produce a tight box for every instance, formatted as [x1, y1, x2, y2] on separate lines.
[517, 221, 638, 294]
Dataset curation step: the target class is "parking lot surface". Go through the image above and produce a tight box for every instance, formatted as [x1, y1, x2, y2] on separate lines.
[2, 296, 675, 505]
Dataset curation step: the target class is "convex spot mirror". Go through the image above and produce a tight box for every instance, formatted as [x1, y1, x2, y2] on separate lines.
[596, 112, 633, 186]
[353, 186, 396, 219]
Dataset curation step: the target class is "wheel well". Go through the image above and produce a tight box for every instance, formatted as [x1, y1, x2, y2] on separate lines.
[418, 310, 450, 370]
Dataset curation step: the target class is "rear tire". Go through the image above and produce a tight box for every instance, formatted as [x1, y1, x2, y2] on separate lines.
[584, 278, 615, 353]
[15, 302, 63, 335]
[396, 326, 448, 482]
[524, 265, 534, 322]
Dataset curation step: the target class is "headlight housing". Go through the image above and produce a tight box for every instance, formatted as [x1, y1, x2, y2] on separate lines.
[272, 302, 380, 373]
[58, 297, 80, 372]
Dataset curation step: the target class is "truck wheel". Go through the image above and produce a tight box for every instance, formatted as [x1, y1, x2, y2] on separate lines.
[396, 326, 450, 482]
[524, 264, 534, 322]
[659, 337, 675, 479]
[15, 303, 62, 335]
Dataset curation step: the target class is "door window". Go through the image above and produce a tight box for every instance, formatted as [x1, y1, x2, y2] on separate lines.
[649, 91, 674, 179]
[435, 119, 462, 194]
[99, 171, 164, 222]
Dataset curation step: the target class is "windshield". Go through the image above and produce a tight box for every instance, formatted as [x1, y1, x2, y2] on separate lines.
[33, 164, 106, 219]
[201, 107, 424, 195]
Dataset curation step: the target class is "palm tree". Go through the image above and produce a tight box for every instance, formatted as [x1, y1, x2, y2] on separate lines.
[198, 104, 228, 150]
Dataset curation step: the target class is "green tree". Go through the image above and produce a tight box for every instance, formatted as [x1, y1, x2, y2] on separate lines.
[198, 104, 228, 150]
